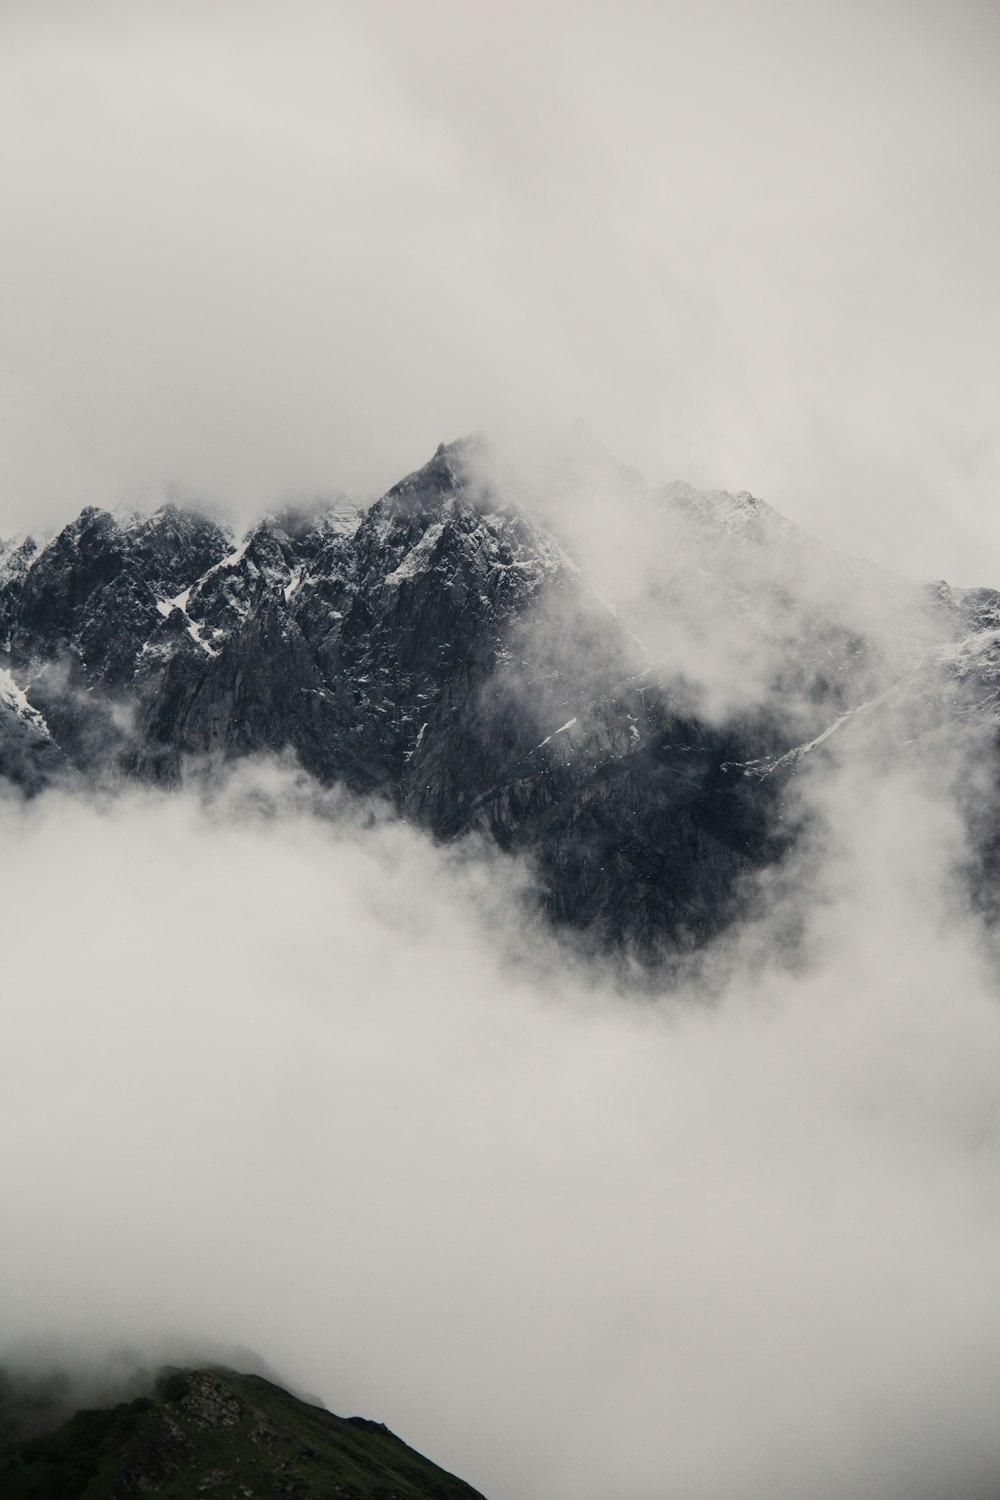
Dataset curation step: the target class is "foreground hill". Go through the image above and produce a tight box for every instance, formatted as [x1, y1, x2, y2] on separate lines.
[0, 1367, 487, 1500]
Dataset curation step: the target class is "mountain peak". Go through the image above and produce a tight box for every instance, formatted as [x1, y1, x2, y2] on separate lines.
[3, 439, 998, 957]
[385, 434, 490, 510]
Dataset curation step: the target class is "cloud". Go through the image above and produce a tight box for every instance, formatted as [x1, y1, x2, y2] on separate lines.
[463, 434, 937, 732]
[2, 742, 999, 1500]
[0, 2, 998, 579]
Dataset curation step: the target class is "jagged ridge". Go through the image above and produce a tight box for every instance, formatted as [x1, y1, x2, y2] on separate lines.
[3, 439, 1000, 953]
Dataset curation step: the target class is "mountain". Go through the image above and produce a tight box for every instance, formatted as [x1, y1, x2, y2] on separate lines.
[2, 438, 998, 954]
[0, 1366, 487, 1499]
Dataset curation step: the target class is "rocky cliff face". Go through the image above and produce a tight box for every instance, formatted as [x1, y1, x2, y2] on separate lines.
[2, 438, 998, 955]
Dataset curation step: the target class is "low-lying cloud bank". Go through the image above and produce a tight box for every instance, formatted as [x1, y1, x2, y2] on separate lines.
[2, 748, 999, 1500]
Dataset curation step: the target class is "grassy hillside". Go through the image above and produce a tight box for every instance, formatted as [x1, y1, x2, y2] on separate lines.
[0, 1367, 487, 1500]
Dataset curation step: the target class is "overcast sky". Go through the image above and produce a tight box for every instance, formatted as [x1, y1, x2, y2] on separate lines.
[1, 0, 998, 582]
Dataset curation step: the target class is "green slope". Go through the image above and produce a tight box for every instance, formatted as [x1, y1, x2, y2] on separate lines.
[0, 1367, 488, 1500]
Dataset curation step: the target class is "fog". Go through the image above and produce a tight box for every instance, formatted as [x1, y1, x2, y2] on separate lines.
[471, 437, 935, 729]
[1, 1, 999, 581]
[2, 732, 1000, 1499]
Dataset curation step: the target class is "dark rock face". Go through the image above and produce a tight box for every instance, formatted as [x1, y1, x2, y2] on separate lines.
[0, 689, 67, 793]
[5, 504, 231, 681]
[2, 439, 997, 953]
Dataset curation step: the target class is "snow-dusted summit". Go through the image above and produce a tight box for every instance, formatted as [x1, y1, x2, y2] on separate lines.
[1, 439, 998, 954]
